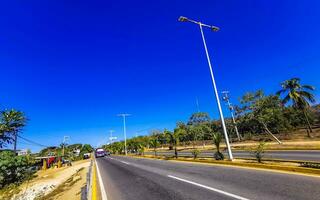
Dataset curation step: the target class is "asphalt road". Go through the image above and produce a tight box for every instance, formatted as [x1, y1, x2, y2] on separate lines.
[96, 155, 320, 200]
[145, 150, 320, 162]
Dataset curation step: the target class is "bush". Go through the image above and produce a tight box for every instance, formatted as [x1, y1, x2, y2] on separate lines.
[251, 142, 266, 163]
[191, 149, 200, 159]
[214, 152, 224, 160]
[300, 162, 320, 169]
[0, 151, 35, 189]
[138, 147, 145, 156]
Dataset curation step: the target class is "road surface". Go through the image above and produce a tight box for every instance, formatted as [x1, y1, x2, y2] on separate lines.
[145, 150, 320, 161]
[96, 155, 320, 200]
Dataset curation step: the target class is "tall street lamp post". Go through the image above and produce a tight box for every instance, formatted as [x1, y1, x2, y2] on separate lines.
[178, 16, 233, 160]
[117, 114, 131, 155]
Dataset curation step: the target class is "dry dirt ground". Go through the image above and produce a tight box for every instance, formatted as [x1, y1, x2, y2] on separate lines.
[7, 159, 90, 200]
[36, 165, 88, 200]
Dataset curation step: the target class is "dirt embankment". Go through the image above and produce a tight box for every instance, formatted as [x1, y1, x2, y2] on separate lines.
[9, 159, 90, 200]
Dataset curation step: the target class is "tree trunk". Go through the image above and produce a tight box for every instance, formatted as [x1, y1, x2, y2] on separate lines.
[303, 109, 313, 136]
[13, 131, 18, 155]
[174, 146, 178, 158]
[260, 121, 282, 144]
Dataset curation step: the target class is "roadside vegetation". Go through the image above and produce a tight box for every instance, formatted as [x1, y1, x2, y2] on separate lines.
[37, 143, 94, 161]
[251, 141, 266, 163]
[105, 78, 319, 162]
[0, 108, 32, 191]
[0, 106, 94, 194]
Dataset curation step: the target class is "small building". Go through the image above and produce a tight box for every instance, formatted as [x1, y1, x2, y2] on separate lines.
[73, 149, 81, 156]
[17, 149, 29, 156]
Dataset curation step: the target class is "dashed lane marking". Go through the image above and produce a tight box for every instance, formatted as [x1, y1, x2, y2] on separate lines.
[167, 175, 249, 200]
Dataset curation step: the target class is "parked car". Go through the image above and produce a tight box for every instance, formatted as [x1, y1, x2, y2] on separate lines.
[95, 148, 106, 158]
[83, 153, 91, 159]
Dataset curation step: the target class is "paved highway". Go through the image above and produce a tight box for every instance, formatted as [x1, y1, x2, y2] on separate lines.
[145, 150, 320, 161]
[96, 155, 320, 200]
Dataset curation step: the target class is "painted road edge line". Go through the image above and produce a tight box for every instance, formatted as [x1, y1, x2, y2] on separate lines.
[167, 175, 250, 200]
[95, 159, 108, 200]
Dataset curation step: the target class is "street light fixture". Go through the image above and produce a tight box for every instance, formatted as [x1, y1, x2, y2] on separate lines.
[117, 114, 131, 155]
[109, 130, 117, 144]
[178, 16, 220, 31]
[178, 16, 233, 160]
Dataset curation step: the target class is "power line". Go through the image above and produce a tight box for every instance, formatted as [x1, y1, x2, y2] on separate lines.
[17, 135, 49, 148]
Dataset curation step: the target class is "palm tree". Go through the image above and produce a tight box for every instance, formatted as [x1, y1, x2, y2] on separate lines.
[166, 127, 186, 159]
[149, 136, 159, 156]
[277, 78, 316, 136]
[0, 109, 27, 151]
[212, 132, 224, 160]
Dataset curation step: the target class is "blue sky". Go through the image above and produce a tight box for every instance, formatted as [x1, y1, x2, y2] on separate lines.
[1, 1, 319, 152]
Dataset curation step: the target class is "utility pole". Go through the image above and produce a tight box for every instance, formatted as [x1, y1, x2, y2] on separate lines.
[196, 97, 200, 112]
[109, 130, 114, 139]
[117, 114, 131, 155]
[62, 136, 69, 157]
[179, 16, 233, 160]
[222, 91, 241, 141]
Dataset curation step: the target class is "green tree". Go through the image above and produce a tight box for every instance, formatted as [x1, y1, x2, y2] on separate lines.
[277, 78, 316, 136]
[236, 90, 284, 143]
[165, 126, 185, 158]
[0, 151, 35, 189]
[0, 109, 27, 150]
[188, 125, 202, 148]
[187, 112, 210, 126]
[127, 138, 144, 154]
[81, 144, 93, 154]
[149, 136, 159, 156]
[187, 112, 212, 148]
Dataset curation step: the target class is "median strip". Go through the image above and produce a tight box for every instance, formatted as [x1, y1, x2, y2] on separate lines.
[167, 175, 249, 200]
[124, 155, 320, 177]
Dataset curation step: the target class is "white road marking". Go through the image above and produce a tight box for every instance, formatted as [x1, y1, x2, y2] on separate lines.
[120, 161, 130, 165]
[107, 156, 130, 165]
[167, 175, 250, 200]
[95, 160, 108, 200]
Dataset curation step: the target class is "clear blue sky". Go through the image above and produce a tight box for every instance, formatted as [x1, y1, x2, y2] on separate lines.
[1, 1, 319, 152]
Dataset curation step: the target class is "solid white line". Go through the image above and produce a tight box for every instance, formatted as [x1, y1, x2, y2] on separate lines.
[167, 175, 250, 200]
[95, 160, 108, 200]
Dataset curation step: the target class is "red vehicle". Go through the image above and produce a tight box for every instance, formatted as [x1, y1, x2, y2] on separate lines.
[95, 148, 106, 158]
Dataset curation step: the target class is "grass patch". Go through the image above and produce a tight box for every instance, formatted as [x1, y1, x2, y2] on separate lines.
[0, 183, 21, 200]
[300, 162, 320, 169]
